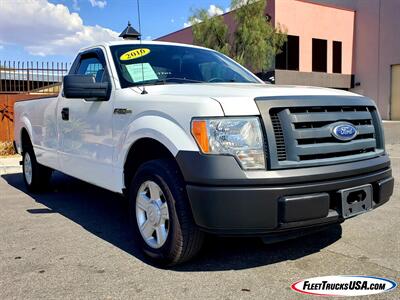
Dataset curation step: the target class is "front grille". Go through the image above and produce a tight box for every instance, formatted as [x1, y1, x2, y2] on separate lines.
[270, 112, 287, 161]
[258, 99, 385, 170]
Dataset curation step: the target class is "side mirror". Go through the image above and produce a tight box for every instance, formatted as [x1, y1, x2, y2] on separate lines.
[63, 75, 109, 100]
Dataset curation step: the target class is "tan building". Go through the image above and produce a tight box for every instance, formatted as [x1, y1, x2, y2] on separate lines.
[157, 0, 400, 120]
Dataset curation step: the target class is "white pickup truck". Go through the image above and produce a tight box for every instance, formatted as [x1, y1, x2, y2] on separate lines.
[14, 41, 394, 266]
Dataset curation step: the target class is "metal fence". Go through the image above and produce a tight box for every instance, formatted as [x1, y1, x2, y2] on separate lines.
[0, 61, 70, 94]
[0, 94, 47, 142]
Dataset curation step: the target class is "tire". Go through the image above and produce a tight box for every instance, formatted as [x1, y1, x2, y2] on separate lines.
[22, 146, 52, 192]
[128, 159, 204, 266]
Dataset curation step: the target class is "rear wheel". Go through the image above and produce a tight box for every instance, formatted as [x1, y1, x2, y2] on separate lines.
[128, 159, 204, 266]
[22, 146, 52, 192]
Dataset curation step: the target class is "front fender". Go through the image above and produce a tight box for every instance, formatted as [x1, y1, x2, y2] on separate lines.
[114, 115, 199, 169]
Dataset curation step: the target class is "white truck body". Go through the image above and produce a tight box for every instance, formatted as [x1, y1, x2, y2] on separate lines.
[14, 41, 361, 192]
[13, 41, 393, 265]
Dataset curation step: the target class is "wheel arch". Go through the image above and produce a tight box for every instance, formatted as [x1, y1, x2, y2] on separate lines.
[17, 115, 34, 153]
[117, 115, 199, 192]
[123, 137, 183, 192]
[20, 127, 33, 151]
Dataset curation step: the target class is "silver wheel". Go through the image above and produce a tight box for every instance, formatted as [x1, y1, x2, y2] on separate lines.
[24, 152, 33, 185]
[136, 180, 170, 249]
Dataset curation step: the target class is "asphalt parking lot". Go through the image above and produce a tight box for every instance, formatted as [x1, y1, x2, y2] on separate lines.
[0, 146, 399, 299]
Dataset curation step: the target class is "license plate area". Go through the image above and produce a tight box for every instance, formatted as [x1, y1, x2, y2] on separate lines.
[339, 184, 373, 218]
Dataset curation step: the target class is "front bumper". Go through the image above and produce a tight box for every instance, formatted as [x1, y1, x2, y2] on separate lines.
[176, 151, 394, 235]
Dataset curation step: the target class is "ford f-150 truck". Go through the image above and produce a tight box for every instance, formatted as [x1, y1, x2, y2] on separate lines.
[14, 41, 394, 266]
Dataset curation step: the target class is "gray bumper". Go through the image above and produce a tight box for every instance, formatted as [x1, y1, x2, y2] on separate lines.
[176, 151, 393, 235]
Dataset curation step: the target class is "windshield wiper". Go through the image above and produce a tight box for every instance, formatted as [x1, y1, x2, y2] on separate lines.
[130, 78, 204, 88]
[130, 77, 234, 88]
[154, 78, 205, 84]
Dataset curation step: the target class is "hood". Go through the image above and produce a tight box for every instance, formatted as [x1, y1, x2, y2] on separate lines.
[131, 83, 363, 116]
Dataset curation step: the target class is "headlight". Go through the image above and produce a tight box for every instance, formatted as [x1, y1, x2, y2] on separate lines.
[191, 117, 266, 170]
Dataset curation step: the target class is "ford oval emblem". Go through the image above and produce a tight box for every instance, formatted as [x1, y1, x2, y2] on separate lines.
[332, 123, 358, 141]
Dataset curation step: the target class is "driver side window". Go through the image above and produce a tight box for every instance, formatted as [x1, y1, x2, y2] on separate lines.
[76, 56, 109, 83]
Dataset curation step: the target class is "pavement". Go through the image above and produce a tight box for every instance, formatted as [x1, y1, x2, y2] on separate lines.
[383, 121, 400, 145]
[0, 155, 21, 175]
[0, 148, 399, 300]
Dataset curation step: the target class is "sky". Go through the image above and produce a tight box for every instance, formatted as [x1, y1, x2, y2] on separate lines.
[0, 0, 233, 63]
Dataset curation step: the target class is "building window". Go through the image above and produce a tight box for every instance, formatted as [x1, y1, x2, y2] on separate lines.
[332, 41, 342, 74]
[275, 35, 299, 71]
[312, 38, 327, 72]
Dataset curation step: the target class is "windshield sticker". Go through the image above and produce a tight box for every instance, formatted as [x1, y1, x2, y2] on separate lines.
[125, 63, 158, 83]
[120, 48, 151, 61]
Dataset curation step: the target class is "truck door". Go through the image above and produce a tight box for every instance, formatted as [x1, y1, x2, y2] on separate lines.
[57, 48, 116, 191]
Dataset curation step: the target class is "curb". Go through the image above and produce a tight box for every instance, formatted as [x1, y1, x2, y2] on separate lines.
[0, 166, 22, 175]
[0, 155, 22, 175]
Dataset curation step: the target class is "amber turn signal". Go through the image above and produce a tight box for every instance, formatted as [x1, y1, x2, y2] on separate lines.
[191, 120, 210, 153]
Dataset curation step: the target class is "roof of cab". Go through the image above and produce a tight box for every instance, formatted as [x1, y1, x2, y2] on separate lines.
[79, 40, 213, 53]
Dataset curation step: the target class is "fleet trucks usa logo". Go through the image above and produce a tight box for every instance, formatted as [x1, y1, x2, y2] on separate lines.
[291, 276, 397, 297]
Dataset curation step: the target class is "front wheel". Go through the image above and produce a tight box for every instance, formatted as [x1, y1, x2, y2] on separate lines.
[128, 159, 204, 266]
[22, 148, 52, 192]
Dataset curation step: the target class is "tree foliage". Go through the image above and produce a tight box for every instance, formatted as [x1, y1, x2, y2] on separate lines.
[190, 9, 230, 56]
[188, 0, 287, 72]
[232, 0, 287, 71]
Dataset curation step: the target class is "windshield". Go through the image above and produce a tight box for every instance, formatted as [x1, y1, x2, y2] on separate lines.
[110, 44, 261, 88]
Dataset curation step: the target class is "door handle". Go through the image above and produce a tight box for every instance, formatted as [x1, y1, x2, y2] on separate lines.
[61, 108, 69, 121]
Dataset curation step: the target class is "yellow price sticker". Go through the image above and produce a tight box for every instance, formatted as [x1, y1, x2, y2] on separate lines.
[120, 48, 151, 61]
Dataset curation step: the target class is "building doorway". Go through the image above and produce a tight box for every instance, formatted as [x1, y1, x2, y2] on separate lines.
[391, 64, 400, 120]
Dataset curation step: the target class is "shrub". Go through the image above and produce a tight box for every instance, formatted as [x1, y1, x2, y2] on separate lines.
[0, 141, 15, 156]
